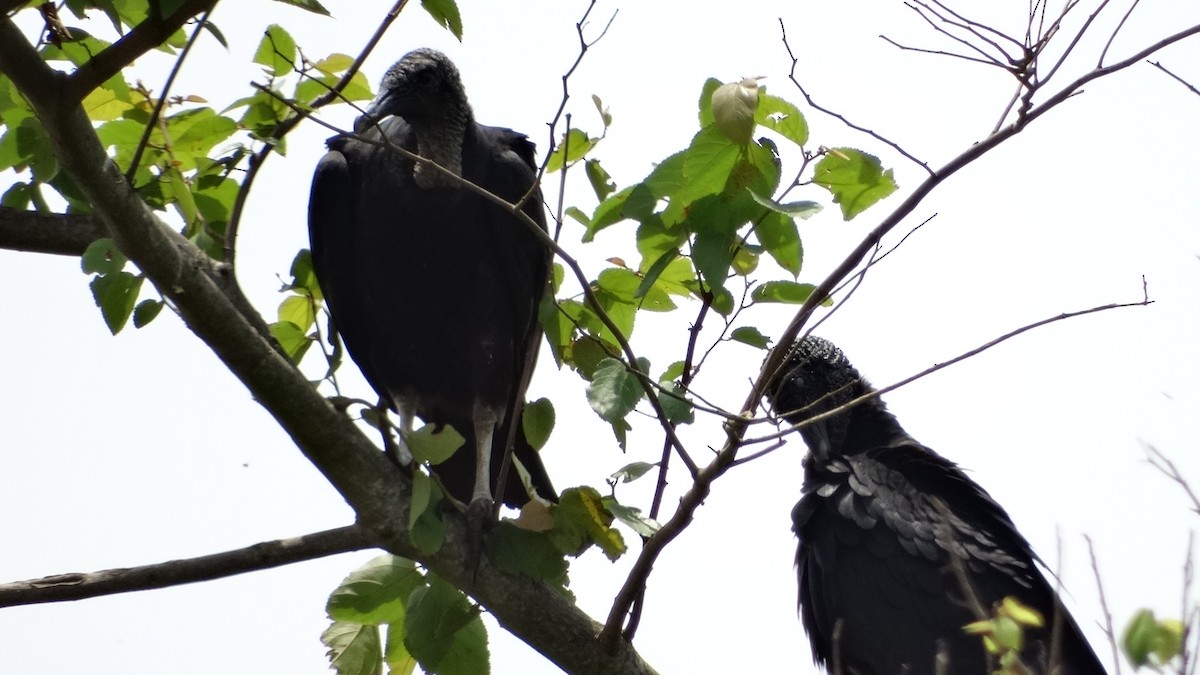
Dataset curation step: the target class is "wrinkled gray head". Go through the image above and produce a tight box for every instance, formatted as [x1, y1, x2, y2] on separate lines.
[768, 335, 868, 460]
[365, 48, 472, 125]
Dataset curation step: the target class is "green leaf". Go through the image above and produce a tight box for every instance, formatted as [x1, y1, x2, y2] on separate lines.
[327, 555, 422, 625]
[269, 321, 312, 363]
[568, 335, 611, 380]
[592, 93, 612, 127]
[585, 159, 615, 201]
[521, 398, 554, 451]
[813, 148, 898, 220]
[711, 78, 761, 144]
[598, 266, 673, 312]
[322, 621, 383, 675]
[253, 24, 297, 77]
[754, 210, 802, 276]
[272, 0, 331, 15]
[132, 299, 163, 328]
[420, 0, 463, 41]
[586, 358, 645, 423]
[1122, 609, 1184, 668]
[409, 473, 446, 554]
[658, 382, 694, 425]
[730, 326, 771, 349]
[384, 623, 419, 675]
[546, 128, 595, 173]
[487, 521, 568, 583]
[278, 294, 315, 332]
[697, 77, 721, 128]
[90, 271, 143, 334]
[602, 498, 661, 538]
[404, 576, 488, 675]
[81, 238, 126, 275]
[756, 92, 809, 147]
[408, 423, 465, 465]
[749, 191, 822, 219]
[610, 461, 657, 484]
[658, 360, 686, 382]
[750, 280, 822, 305]
[552, 487, 625, 560]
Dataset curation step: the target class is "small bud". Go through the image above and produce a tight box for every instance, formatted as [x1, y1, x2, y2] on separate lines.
[712, 76, 763, 144]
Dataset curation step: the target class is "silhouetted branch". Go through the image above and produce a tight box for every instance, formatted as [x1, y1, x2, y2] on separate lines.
[65, 0, 217, 103]
[1085, 535, 1123, 675]
[0, 206, 105, 255]
[1150, 60, 1200, 97]
[0, 526, 372, 607]
[1146, 444, 1200, 516]
[780, 21, 932, 174]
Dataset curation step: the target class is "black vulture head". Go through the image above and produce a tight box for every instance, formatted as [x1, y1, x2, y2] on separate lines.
[366, 48, 472, 128]
[767, 335, 869, 461]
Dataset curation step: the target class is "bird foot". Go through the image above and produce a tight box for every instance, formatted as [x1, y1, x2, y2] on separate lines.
[464, 497, 494, 581]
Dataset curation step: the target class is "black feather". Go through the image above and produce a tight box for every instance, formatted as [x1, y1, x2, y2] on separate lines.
[308, 49, 554, 508]
[768, 336, 1106, 675]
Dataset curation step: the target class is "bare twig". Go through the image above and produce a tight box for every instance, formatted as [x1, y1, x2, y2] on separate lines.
[780, 21, 932, 174]
[1085, 535, 1122, 675]
[751, 289, 1152, 447]
[1145, 444, 1200, 516]
[1098, 0, 1143, 67]
[1150, 60, 1200, 97]
[0, 526, 372, 607]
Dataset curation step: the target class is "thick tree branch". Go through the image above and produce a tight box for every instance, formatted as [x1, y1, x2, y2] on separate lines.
[65, 0, 218, 103]
[0, 526, 372, 607]
[0, 206, 104, 256]
[0, 17, 655, 675]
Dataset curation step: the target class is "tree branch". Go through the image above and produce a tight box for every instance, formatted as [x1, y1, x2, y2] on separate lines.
[0, 17, 656, 675]
[0, 206, 105, 256]
[65, 0, 217, 103]
[0, 526, 372, 607]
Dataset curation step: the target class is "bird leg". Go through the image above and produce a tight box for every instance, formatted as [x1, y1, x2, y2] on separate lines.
[465, 405, 499, 573]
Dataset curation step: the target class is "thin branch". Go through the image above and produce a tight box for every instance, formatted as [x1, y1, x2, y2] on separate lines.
[1085, 535, 1122, 675]
[1041, 0, 1114, 88]
[1150, 60, 1200, 97]
[879, 35, 1003, 67]
[126, 5, 214, 181]
[751, 290, 1153, 447]
[224, 0, 410, 263]
[0, 526, 372, 607]
[1098, 0, 1143, 67]
[903, 1, 1014, 68]
[780, 20, 932, 175]
[65, 0, 217, 103]
[1145, 444, 1200, 516]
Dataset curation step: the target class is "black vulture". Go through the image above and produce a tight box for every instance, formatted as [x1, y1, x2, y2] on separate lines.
[767, 336, 1107, 675]
[307, 48, 555, 513]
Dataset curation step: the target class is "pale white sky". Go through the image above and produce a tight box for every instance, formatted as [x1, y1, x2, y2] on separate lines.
[2, 1, 1199, 673]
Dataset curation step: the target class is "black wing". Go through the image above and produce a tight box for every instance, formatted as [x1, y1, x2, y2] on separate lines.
[308, 119, 554, 507]
[795, 443, 1106, 675]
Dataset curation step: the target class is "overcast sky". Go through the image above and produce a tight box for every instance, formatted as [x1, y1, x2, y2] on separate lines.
[3, 1, 1200, 673]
